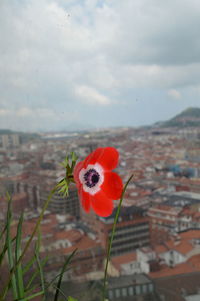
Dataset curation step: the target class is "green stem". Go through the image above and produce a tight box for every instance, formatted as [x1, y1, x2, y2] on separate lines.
[15, 213, 25, 299]
[20, 187, 56, 262]
[0, 186, 57, 300]
[6, 195, 18, 300]
[35, 251, 46, 300]
[102, 174, 134, 301]
[21, 290, 45, 300]
[54, 248, 77, 301]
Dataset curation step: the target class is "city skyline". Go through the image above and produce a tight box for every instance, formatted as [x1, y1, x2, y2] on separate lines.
[1, 0, 200, 131]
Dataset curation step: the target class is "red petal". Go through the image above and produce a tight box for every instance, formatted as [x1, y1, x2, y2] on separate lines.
[73, 161, 84, 185]
[101, 172, 123, 200]
[91, 190, 114, 217]
[83, 148, 104, 167]
[98, 147, 119, 170]
[78, 187, 90, 213]
[86, 147, 119, 171]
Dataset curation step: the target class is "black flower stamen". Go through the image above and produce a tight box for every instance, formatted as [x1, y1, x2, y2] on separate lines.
[84, 168, 100, 188]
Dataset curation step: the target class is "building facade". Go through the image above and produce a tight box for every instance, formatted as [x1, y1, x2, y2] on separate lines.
[0, 134, 20, 149]
[96, 206, 151, 256]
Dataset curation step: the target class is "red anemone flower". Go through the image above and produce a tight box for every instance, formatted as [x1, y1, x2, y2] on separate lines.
[73, 147, 123, 217]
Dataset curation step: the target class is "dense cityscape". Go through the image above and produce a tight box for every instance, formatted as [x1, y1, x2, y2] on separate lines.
[1, 109, 200, 300]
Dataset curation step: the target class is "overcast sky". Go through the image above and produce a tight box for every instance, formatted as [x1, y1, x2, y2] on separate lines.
[1, 0, 200, 132]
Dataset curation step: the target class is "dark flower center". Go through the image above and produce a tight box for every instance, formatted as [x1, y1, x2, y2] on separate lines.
[84, 168, 100, 188]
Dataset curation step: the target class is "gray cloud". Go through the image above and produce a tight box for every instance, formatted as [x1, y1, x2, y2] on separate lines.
[107, 0, 200, 66]
[1, 0, 200, 130]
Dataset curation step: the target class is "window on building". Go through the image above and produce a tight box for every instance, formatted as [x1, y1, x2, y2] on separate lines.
[148, 283, 154, 293]
[128, 286, 134, 296]
[142, 284, 147, 294]
[115, 288, 120, 298]
[108, 290, 113, 299]
[135, 285, 141, 295]
[122, 287, 127, 297]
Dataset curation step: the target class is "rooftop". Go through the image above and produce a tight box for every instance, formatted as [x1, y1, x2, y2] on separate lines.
[111, 252, 137, 271]
[100, 205, 145, 223]
[154, 271, 200, 301]
[108, 274, 152, 289]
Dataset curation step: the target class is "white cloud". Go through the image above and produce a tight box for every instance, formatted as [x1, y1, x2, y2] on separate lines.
[2, 0, 200, 95]
[75, 85, 112, 105]
[16, 107, 33, 117]
[168, 89, 181, 99]
[15, 107, 57, 118]
[0, 106, 66, 131]
[0, 109, 11, 116]
[0, 106, 58, 118]
[1, 0, 200, 130]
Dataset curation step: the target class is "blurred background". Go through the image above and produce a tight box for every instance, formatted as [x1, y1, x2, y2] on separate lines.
[1, 1, 200, 300]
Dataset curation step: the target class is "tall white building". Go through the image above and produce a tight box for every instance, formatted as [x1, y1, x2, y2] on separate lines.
[0, 134, 20, 149]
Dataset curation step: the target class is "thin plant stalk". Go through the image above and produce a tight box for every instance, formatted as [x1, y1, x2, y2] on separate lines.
[6, 194, 18, 300]
[35, 252, 46, 299]
[0, 224, 7, 241]
[19, 188, 56, 264]
[102, 174, 134, 301]
[21, 290, 45, 301]
[53, 285, 68, 301]
[54, 248, 77, 301]
[15, 212, 25, 299]
[0, 236, 16, 267]
[25, 257, 48, 292]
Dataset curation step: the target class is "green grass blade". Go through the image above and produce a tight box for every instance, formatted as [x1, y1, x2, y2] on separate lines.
[15, 212, 25, 299]
[6, 195, 18, 300]
[35, 225, 42, 252]
[53, 285, 68, 301]
[45, 267, 72, 290]
[24, 283, 39, 296]
[21, 290, 44, 300]
[20, 188, 56, 263]
[35, 250, 46, 299]
[0, 224, 7, 241]
[23, 254, 37, 275]
[54, 248, 77, 301]
[23, 230, 41, 276]
[0, 236, 16, 267]
[25, 266, 38, 292]
[0, 223, 7, 266]
[0, 225, 6, 285]
[0, 244, 7, 267]
[25, 257, 48, 292]
[0, 186, 57, 300]
[68, 297, 78, 301]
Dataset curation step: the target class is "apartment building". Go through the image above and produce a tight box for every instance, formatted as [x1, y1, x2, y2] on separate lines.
[40, 184, 80, 218]
[96, 206, 150, 256]
[148, 204, 182, 234]
[107, 274, 157, 300]
[0, 134, 20, 149]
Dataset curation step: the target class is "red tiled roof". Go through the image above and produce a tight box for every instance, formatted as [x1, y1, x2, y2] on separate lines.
[111, 252, 137, 270]
[179, 230, 200, 240]
[150, 262, 199, 279]
[61, 234, 100, 255]
[187, 254, 200, 269]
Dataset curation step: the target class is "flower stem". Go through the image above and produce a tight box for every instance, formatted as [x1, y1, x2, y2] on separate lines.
[102, 174, 134, 301]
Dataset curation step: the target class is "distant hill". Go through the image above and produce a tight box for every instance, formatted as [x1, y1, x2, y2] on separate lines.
[0, 129, 13, 134]
[161, 107, 200, 128]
